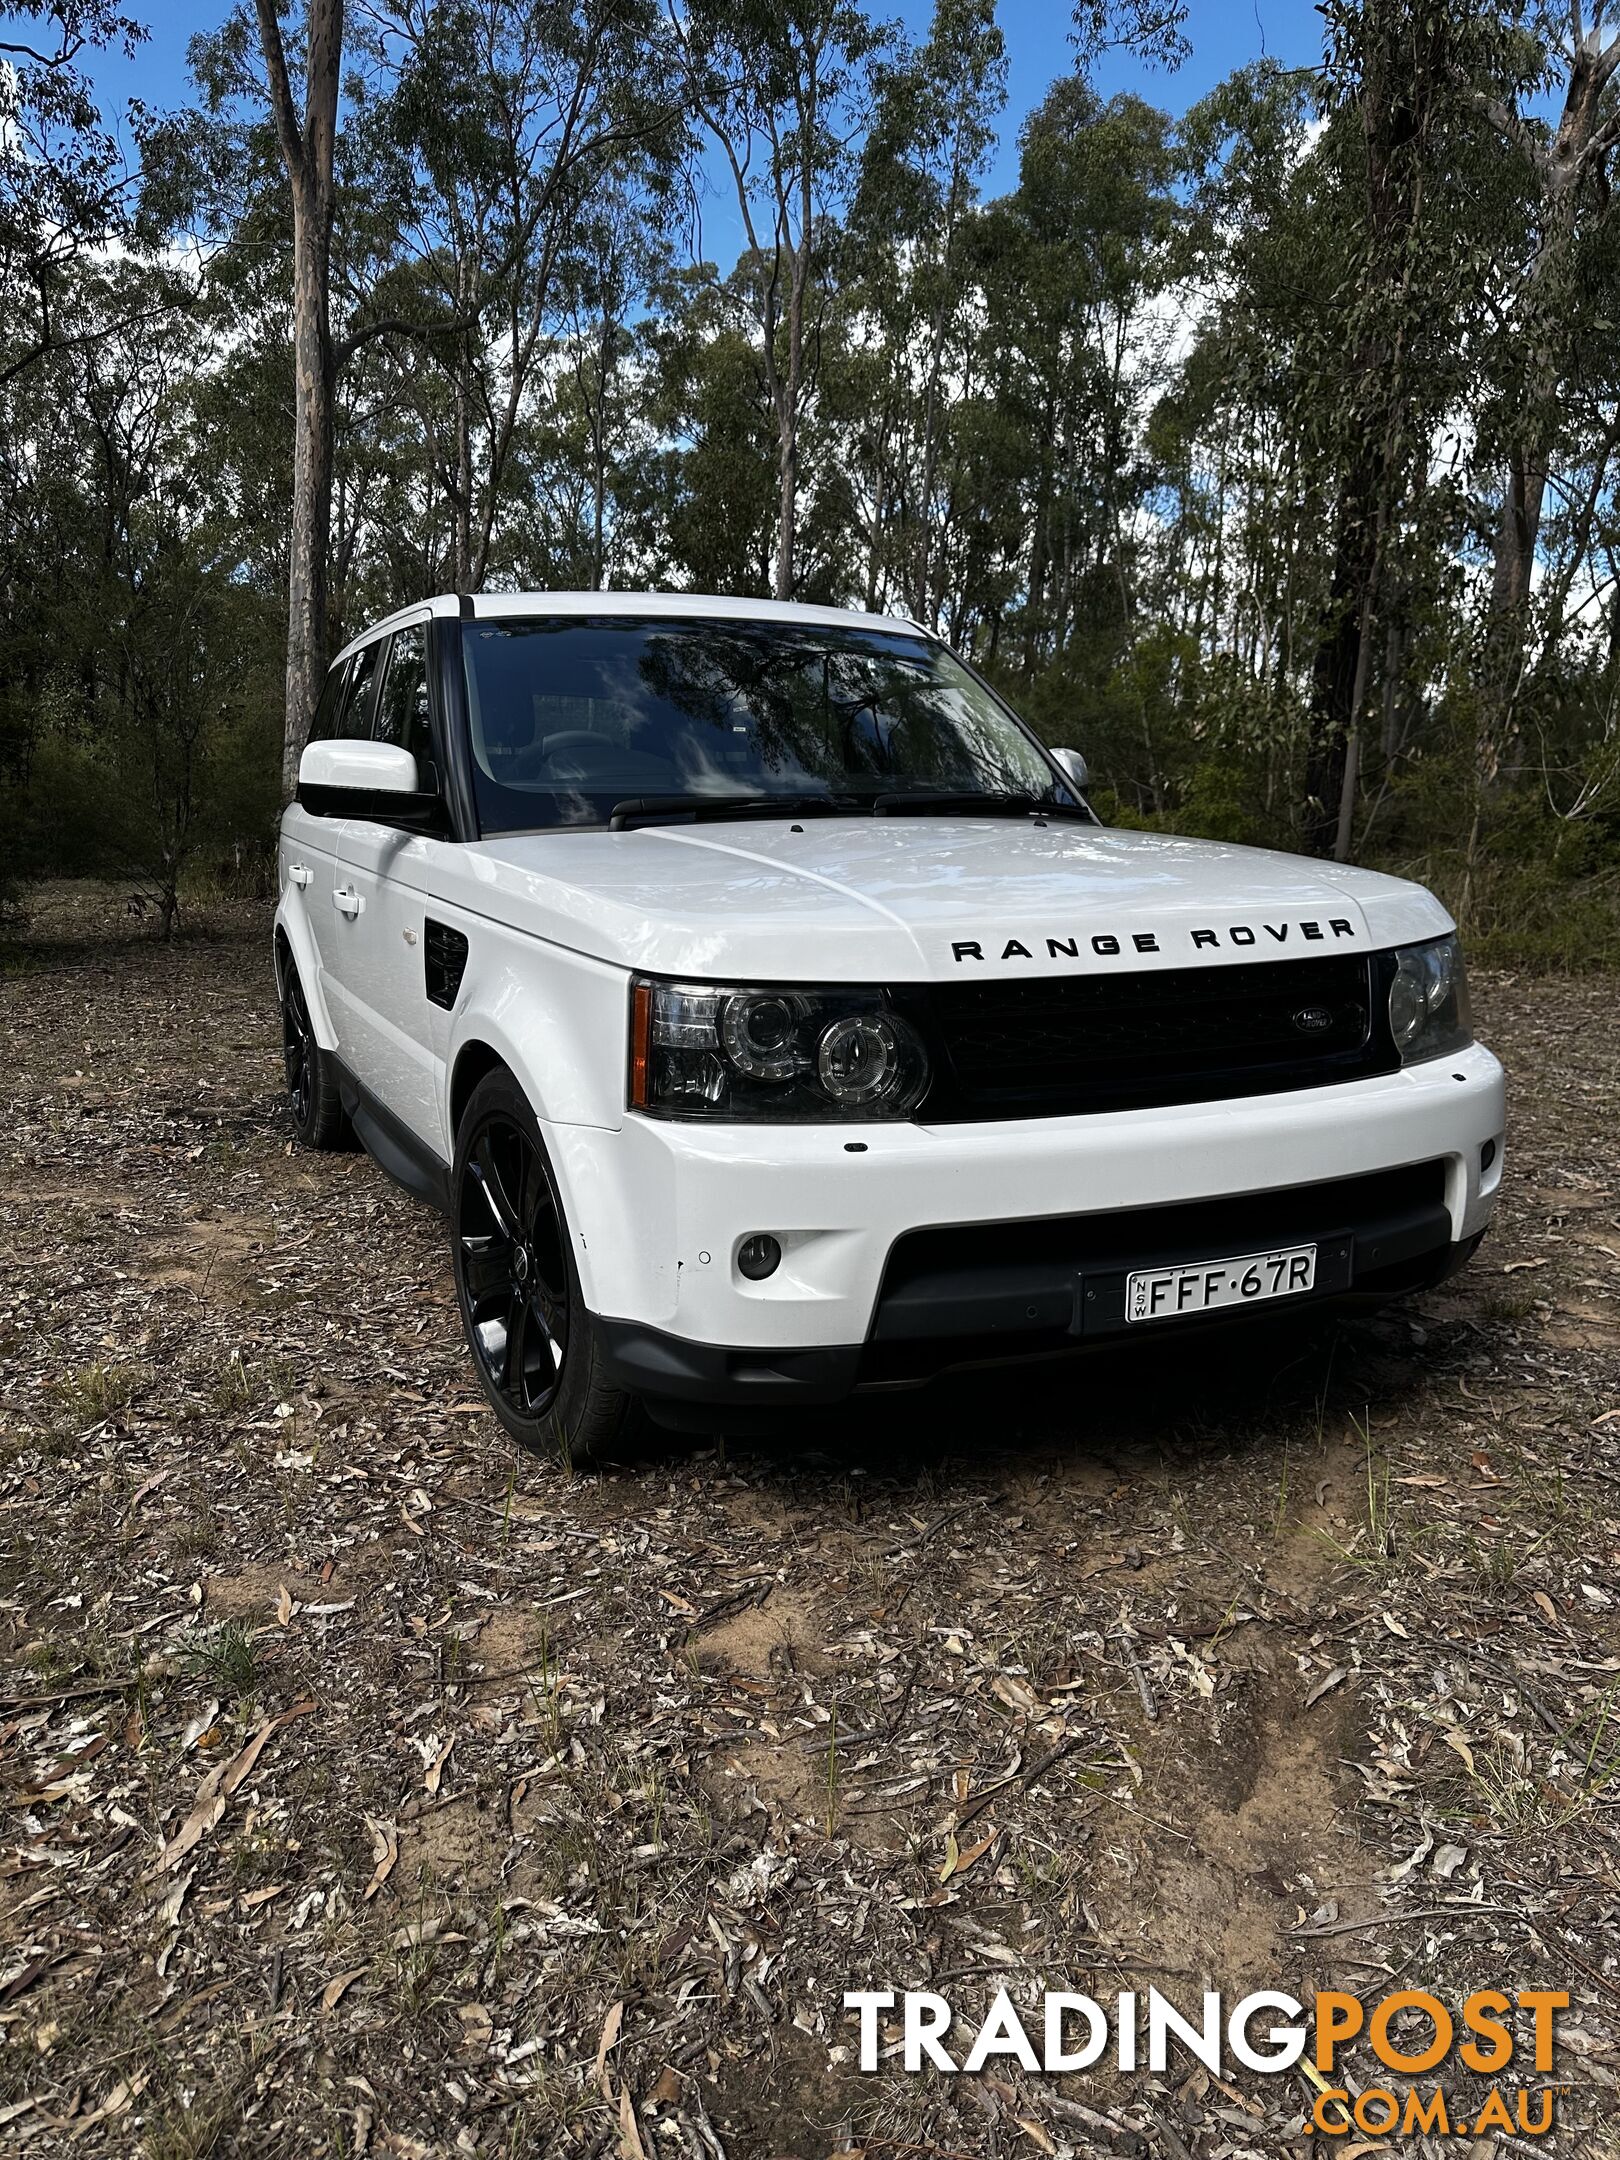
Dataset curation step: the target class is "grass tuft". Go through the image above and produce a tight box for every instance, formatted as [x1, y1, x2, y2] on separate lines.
[181, 1617, 259, 1697]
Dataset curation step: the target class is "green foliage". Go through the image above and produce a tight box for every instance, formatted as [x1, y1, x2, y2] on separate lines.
[1, 253, 284, 928]
[3, 0, 1619, 972]
[0, 1, 149, 381]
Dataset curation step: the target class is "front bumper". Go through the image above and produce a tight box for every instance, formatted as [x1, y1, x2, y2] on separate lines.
[548, 1041, 1505, 1398]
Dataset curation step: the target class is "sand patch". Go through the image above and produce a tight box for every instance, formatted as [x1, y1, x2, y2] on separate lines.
[696, 1583, 825, 1679]
[203, 1560, 333, 1618]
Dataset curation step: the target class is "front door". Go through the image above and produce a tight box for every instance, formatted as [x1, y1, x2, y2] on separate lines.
[326, 620, 449, 1156]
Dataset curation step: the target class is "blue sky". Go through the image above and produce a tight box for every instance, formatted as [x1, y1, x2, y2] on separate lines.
[74, 0, 1326, 201]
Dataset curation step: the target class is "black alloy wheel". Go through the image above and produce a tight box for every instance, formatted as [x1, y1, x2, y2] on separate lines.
[450, 1067, 634, 1466]
[278, 945, 346, 1149]
[457, 1113, 571, 1421]
[282, 966, 316, 1128]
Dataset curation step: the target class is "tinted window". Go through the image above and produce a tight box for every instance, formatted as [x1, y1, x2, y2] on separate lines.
[375, 624, 432, 774]
[308, 658, 351, 743]
[337, 641, 383, 739]
[460, 617, 1074, 834]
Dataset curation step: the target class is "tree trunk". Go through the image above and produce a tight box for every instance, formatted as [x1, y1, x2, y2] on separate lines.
[283, 195, 335, 796]
[590, 317, 611, 590]
[453, 350, 474, 591]
[1332, 592, 1377, 861]
[772, 189, 812, 601]
[912, 121, 971, 627]
[773, 418, 798, 601]
[1302, 472, 1379, 858]
[1478, 429, 1552, 780]
[255, 0, 343, 801]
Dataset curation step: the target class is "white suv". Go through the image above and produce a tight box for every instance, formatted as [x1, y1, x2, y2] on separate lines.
[275, 593, 1505, 1461]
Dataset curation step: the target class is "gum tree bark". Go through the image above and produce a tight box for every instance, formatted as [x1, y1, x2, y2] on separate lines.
[253, 0, 343, 798]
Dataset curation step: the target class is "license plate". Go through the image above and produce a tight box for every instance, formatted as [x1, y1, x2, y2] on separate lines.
[1126, 1243, 1317, 1324]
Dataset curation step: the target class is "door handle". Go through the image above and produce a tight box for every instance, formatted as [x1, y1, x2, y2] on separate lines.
[333, 886, 363, 918]
[287, 863, 312, 889]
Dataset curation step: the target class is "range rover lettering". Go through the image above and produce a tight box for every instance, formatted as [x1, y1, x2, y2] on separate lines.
[274, 593, 1505, 1462]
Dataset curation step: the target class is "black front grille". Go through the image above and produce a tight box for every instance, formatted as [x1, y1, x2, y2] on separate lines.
[896, 952, 1398, 1119]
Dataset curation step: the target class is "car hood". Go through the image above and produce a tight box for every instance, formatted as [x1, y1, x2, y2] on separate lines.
[444, 818, 1452, 982]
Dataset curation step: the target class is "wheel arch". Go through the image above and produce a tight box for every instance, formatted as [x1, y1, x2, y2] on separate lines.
[444, 968, 625, 1142]
[444, 1028, 619, 1316]
[449, 1037, 511, 1140]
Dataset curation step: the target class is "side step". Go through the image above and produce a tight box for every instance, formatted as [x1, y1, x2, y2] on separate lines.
[334, 1063, 452, 1215]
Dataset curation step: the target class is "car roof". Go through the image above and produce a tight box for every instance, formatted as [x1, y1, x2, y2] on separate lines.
[331, 591, 930, 668]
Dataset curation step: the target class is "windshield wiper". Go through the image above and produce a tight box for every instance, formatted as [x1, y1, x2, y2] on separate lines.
[608, 789, 1092, 830]
[609, 793, 871, 831]
[873, 791, 1091, 822]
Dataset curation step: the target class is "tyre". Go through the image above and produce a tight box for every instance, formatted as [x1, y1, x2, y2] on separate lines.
[450, 1067, 634, 1469]
[279, 945, 347, 1150]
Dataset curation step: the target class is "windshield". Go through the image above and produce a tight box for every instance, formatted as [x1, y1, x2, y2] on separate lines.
[459, 616, 1084, 833]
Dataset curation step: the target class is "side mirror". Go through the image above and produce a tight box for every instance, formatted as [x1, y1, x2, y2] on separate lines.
[1051, 746, 1089, 793]
[297, 739, 439, 825]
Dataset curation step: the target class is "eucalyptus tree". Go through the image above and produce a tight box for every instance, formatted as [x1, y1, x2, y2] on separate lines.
[971, 81, 1179, 684]
[537, 190, 667, 588]
[670, 0, 888, 600]
[0, 0, 148, 388]
[1156, 65, 1321, 664]
[1416, 0, 1620, 816]
[357, 0, 679, 595]
[189, 0, 394, 782]
[841, 0, 1006, 624]
[3, 255, 279, 927]
[1069, 0, 1190, 73]
[248, 0, 345, 791]
[636, 260, 780, 593]
[1288, 0, 1482, 857]
[1457, 2, 1620, 757]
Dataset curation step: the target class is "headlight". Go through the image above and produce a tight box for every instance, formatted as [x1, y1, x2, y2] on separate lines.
[629, 978, 929, 1120]
[1388, 933, 1472, 1064]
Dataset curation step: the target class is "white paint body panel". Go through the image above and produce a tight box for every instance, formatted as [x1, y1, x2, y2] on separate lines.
[457, 818, 1451, 983]
[276, 591, 1505, 1366]
[554, 1044, 1503, 1341]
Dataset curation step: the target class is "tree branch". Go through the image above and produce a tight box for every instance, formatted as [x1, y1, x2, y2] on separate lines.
[1453, 69, 1547, 179]
[333, 311, 464, 369]
[252, 0, 306, 183]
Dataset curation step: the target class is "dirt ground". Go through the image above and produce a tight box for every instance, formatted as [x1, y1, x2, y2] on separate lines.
[2, 881, 1618, 2160]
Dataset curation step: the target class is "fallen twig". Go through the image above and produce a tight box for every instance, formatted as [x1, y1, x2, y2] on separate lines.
[955, 1731, 1084, 1832]
[883, 1498, 986, 1557]
[1290, 1901, 1533, 1940]
[0, 1675, 141, 1711]
[1114, 1629, 1159, 1722]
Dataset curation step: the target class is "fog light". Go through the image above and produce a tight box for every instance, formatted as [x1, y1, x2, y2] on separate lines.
[1481, 1137, 1497, 1172]
[737, 1233, 781, 1281]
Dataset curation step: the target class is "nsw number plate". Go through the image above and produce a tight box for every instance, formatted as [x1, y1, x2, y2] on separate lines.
[1126, 1243, 1317, 1324]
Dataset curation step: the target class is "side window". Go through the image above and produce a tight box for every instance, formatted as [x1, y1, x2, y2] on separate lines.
[308, 658, 350, 743]
[337, 641, 383, 738]
[374, 624, 432, 776]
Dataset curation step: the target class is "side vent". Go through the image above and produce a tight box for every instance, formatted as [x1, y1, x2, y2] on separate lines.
[424, 918, 469, 1011]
